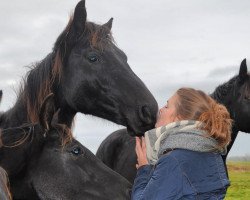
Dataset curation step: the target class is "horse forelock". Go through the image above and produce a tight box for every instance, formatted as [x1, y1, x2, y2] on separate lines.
[85, 22, 115, 51]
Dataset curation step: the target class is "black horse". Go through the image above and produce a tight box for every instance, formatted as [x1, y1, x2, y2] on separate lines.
[0, 0, 158, 136]
[0, 95, 131, 199]
[96, 59, 250, 183]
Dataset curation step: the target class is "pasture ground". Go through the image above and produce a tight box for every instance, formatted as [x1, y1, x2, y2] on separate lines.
[225, 161, 250, 199]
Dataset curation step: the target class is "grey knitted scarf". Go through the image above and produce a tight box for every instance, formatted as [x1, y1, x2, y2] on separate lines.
[145, 120, 226, 165]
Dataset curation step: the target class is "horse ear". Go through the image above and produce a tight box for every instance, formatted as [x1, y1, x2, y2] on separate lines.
[0, 90, 2, 103]
[67, 0, 87, 43]
[39, 93, 55, 131]
[103, 18, 113, 30]
[239, 58, 248, 82]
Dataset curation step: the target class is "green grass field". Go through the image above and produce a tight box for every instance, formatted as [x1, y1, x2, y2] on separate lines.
[225, 161, 250, 200]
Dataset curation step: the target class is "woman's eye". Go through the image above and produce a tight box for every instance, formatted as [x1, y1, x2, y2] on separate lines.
[71, 147, 82, 156]
[87, 54, 99, 63]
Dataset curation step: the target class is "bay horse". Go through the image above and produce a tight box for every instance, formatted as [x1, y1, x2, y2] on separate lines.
[96, 59, 250, 183]
[0, 0, 158, 136]
[0, 94, 131, 199]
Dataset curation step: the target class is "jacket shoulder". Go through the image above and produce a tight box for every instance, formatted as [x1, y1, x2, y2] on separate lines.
[165, 149, 229, 194]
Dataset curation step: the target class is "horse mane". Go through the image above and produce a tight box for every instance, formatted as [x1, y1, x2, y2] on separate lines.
[23, 55, 55, 123]
[211, 76, 238, 102]
[86, 22, 115, 51]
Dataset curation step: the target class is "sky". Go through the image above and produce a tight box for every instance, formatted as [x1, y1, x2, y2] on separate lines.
[0, 0, 250, 157]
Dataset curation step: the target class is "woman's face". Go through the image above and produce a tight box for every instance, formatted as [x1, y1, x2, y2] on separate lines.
[155, 93, 180, 128]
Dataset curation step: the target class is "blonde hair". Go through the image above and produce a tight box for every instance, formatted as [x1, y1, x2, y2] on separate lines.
[175, 87, 232, 148]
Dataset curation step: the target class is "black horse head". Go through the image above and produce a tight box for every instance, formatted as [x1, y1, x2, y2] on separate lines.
[4, 0, 157, 136]
[212, 59, 250, 132]
[0, 94, 131, 199]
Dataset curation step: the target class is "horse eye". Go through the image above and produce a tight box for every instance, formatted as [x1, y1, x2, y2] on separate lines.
[87, 54, 99, 63]
[71, 147, 82, 156]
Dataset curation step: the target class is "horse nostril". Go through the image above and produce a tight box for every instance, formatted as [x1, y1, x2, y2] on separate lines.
[139, 105, 152, 124]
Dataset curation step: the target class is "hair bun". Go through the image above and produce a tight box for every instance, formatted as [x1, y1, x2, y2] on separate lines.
[199, 101, 232, 148]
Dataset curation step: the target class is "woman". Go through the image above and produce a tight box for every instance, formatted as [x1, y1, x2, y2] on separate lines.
[132, 87, 231, 200]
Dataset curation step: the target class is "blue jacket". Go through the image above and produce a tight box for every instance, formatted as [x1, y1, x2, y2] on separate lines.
[131, 149, 229, 200]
